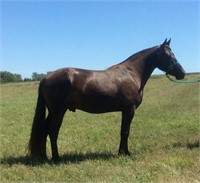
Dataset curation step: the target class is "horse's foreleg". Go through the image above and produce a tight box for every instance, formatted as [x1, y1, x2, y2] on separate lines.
[118, 110, 135, 156]
[47, 111, 65, 163]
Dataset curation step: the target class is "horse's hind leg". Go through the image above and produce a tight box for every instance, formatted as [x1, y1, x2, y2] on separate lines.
[46, 110, 66, 162]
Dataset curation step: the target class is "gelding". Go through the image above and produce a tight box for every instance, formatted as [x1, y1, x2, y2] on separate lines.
[28, 39, 185, 162]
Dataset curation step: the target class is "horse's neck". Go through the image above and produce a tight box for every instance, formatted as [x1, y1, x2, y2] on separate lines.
[124, 47, 158, 91]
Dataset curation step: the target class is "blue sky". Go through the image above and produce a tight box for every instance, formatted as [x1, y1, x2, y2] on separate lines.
[1, 1, 199, 78]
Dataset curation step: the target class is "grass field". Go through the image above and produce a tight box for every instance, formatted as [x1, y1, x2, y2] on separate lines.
[0, 74, 199, 182]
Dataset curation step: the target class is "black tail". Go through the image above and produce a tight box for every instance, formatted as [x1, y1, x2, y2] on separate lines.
[28, 80, 47, 159]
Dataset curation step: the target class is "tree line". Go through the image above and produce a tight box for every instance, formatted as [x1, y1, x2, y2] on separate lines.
[0, 71, 49, 83]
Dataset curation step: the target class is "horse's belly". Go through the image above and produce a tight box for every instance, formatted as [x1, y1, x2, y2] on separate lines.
[75, 96, 121, 113]
[77, 106, 120, 114]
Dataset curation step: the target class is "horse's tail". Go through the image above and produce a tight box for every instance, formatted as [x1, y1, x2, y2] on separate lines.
[28, 80, 47, 159]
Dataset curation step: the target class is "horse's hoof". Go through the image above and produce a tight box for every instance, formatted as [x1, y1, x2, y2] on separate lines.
[118, 150, 131, 156]
[52, 157, 60, 164]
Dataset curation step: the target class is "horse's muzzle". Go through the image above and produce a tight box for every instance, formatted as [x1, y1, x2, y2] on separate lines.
[175, 69, 186, 80]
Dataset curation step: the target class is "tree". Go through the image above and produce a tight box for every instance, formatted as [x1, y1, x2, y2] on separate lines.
[32, 72, 46, 81]
[24, 78, 32, 82]
[14, 74, 22, 82]
[0, 71, 22, 83]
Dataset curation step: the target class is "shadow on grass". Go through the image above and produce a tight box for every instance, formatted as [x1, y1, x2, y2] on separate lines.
[0, 152, 116, 166]
[186, 140, 199, 149]
[172, 140, 199, 149]
[60, 152, 116, 164]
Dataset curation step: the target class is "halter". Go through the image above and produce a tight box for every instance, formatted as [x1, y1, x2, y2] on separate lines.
[163, 61, 200, 83]
[165, 61, 180, 75]
[162, 59, 200, 83]
[156, 46, 180, 75]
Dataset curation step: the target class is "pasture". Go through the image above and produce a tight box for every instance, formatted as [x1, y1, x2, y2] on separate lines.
[0, 74, 199, 182]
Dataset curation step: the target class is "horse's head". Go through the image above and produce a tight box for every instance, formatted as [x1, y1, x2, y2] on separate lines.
[156, 39, 185, 80]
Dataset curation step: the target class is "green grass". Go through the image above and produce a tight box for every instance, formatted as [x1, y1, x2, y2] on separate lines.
[0, 74, 199, 182]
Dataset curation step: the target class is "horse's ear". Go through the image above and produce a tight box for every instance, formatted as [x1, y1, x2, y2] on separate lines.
[166, 38, 171, 46]
[160, 38, 167, 49]
[161, 39, 167, 47]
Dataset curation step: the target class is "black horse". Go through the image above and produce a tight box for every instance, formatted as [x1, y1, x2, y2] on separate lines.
[28, 39, 185, 162]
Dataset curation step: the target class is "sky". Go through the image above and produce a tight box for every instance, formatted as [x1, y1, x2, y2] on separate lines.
[1, 0, 199, 79]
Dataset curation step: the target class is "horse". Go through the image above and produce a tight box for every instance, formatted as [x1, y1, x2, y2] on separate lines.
[28, 39, 185, 162]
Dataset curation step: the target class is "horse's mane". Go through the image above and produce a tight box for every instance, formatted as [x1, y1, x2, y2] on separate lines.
[107, 46, 158, 69]
[123, 46, 158, 63]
